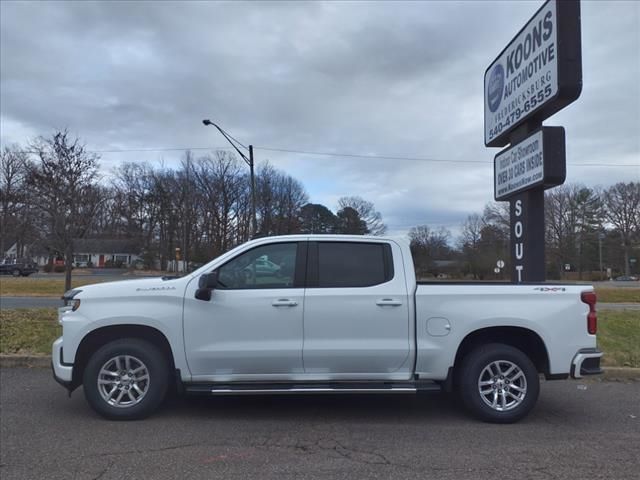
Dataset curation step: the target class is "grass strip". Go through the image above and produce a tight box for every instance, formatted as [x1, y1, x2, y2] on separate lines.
[598, 310, 640, 368]
[595, 287, 640, 304]
[0, 308, 60, 355]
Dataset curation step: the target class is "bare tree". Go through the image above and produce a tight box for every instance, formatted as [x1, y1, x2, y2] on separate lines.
[604, 182, 640, 276]
[256, 162, 308, 236]
[27, 131, 102, 291]
[408, 225, 452, 277]
[482, 202, 510, 237]
[193, 151, 249, 257]
[459, 213, 484, 279]
[337, 196, 387, 235]
[545, 184, 604, 279]
[0, 145, 32, 257]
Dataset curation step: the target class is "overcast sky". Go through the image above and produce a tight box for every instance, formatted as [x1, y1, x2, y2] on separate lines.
[1, 0, 638, 236]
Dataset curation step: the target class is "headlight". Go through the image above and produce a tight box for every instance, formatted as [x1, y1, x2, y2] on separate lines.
[61, 289, 83, 308]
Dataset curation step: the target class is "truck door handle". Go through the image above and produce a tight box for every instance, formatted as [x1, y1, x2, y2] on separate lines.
[272, 299, 298, 307]
[376, 298, 403, 307]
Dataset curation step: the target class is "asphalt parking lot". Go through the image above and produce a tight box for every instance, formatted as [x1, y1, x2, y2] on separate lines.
[1, 368, 638, 480]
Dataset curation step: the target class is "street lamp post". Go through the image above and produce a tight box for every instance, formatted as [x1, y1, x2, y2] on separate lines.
[202, 119, 258, 237]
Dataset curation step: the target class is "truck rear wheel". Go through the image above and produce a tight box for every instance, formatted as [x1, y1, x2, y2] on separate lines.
[458, 343, 539, 423]
[83, 338, 169, 420]
[12, 269, 20, 277]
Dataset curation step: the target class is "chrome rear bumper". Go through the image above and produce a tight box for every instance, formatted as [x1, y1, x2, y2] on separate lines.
[571, 349, 603, 379]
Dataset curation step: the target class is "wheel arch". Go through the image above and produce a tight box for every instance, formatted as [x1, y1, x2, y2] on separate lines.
[70, 324, 176, 392]
[453, 326, 550, 376]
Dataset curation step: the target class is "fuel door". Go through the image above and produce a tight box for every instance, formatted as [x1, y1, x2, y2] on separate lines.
[426, 317, 451, 337]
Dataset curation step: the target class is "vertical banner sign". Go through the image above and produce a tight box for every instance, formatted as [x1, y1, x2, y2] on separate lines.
[483, 0, 582, 283]
[484, 0, 582, 148]
[509, 190, 545, 283]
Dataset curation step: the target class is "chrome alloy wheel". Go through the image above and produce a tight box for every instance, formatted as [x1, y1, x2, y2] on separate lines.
[97, 355, 150, 408]
[478, 360, 527, 412]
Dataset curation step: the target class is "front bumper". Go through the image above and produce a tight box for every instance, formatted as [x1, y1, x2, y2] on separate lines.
[571, 348, 603, 379]
[51, 337, 73, 384]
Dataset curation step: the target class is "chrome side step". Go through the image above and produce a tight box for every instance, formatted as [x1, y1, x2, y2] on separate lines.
[207, 387, 418, 395]
[184, 382, 440, 396]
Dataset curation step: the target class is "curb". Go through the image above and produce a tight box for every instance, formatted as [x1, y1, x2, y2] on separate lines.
[1, 355, 639, 381]
[585, 367, 640, 382]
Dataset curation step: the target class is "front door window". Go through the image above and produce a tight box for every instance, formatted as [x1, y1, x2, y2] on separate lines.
[217, 242, 298, 289]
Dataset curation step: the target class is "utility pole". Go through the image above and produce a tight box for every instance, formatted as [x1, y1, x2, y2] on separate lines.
[598, 232, 605, 280]
[249, 145, 257, 235]
[202, 119, 258, 238]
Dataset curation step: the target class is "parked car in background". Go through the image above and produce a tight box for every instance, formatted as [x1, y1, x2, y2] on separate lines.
[0, 258, 38, 277]
[614, 275, 638, 281]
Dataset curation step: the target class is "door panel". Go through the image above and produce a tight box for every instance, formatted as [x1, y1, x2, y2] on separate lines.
[183, 242, 305, 378]
[184, 288, 304, 377]
[302, 241, 411, 376]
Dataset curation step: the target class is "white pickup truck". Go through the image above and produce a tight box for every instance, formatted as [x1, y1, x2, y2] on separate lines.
[52, 235, 602, 423]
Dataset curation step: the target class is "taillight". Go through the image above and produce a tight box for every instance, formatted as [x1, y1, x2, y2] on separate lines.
[581, 291, 597, 335]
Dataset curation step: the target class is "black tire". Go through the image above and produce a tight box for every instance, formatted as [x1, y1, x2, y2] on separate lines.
[458, 343, 539, 424]
[83, 338, 169, 420]
[12, 269, 20, 277]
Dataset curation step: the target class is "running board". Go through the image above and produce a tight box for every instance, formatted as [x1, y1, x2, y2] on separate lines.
[184, 382, 441, 396]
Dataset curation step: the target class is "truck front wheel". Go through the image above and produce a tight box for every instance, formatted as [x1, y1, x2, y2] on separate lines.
[458, 343, 539, 423]
[82, 338, 169, 420]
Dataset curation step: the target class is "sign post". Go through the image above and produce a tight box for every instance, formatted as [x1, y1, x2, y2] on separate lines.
[484, 0, 582, 283]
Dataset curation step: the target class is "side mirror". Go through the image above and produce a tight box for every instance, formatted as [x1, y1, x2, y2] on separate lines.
[195, 271, 219, 301]
[199, 271, 219, 289]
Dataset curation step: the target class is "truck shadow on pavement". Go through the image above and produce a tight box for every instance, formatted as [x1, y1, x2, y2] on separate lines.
[156, 391, 466, 423]
[51, 383, 589, 426]
[151, 389, 577, 425]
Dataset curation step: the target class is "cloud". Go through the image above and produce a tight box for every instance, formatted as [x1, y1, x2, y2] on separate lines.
[1, 0, 638, 239]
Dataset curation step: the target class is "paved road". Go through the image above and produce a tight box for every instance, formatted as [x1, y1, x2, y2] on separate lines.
[1, 368, 638, 480]
[598, 302, 640, 311]
[0, 297, 63, 309]
[593, 281, 640, 289]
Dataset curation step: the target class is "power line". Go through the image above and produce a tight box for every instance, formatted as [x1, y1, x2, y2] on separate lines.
[254, 146, 486, 164]
[4, 143, 638, 168]
[254, 146, 639, 168]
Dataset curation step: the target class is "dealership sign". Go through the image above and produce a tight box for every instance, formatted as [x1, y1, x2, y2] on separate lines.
[494, 127, 566, 201]
[484, 0, 582, 147]
[484, 0, 582, 284]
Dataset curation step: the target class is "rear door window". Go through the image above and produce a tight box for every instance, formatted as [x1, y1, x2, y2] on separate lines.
[315, 242, 393, 288]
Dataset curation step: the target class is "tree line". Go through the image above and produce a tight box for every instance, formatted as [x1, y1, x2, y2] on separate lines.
[1, 131, 638, 289]
[410, 182, 639, 280]
[0, 131, 386, 289]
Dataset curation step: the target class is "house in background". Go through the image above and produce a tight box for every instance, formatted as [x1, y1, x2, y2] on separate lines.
[3, 243, 19, 259]
[16, 239, 143, 268]
[71, 239, 142, 268]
